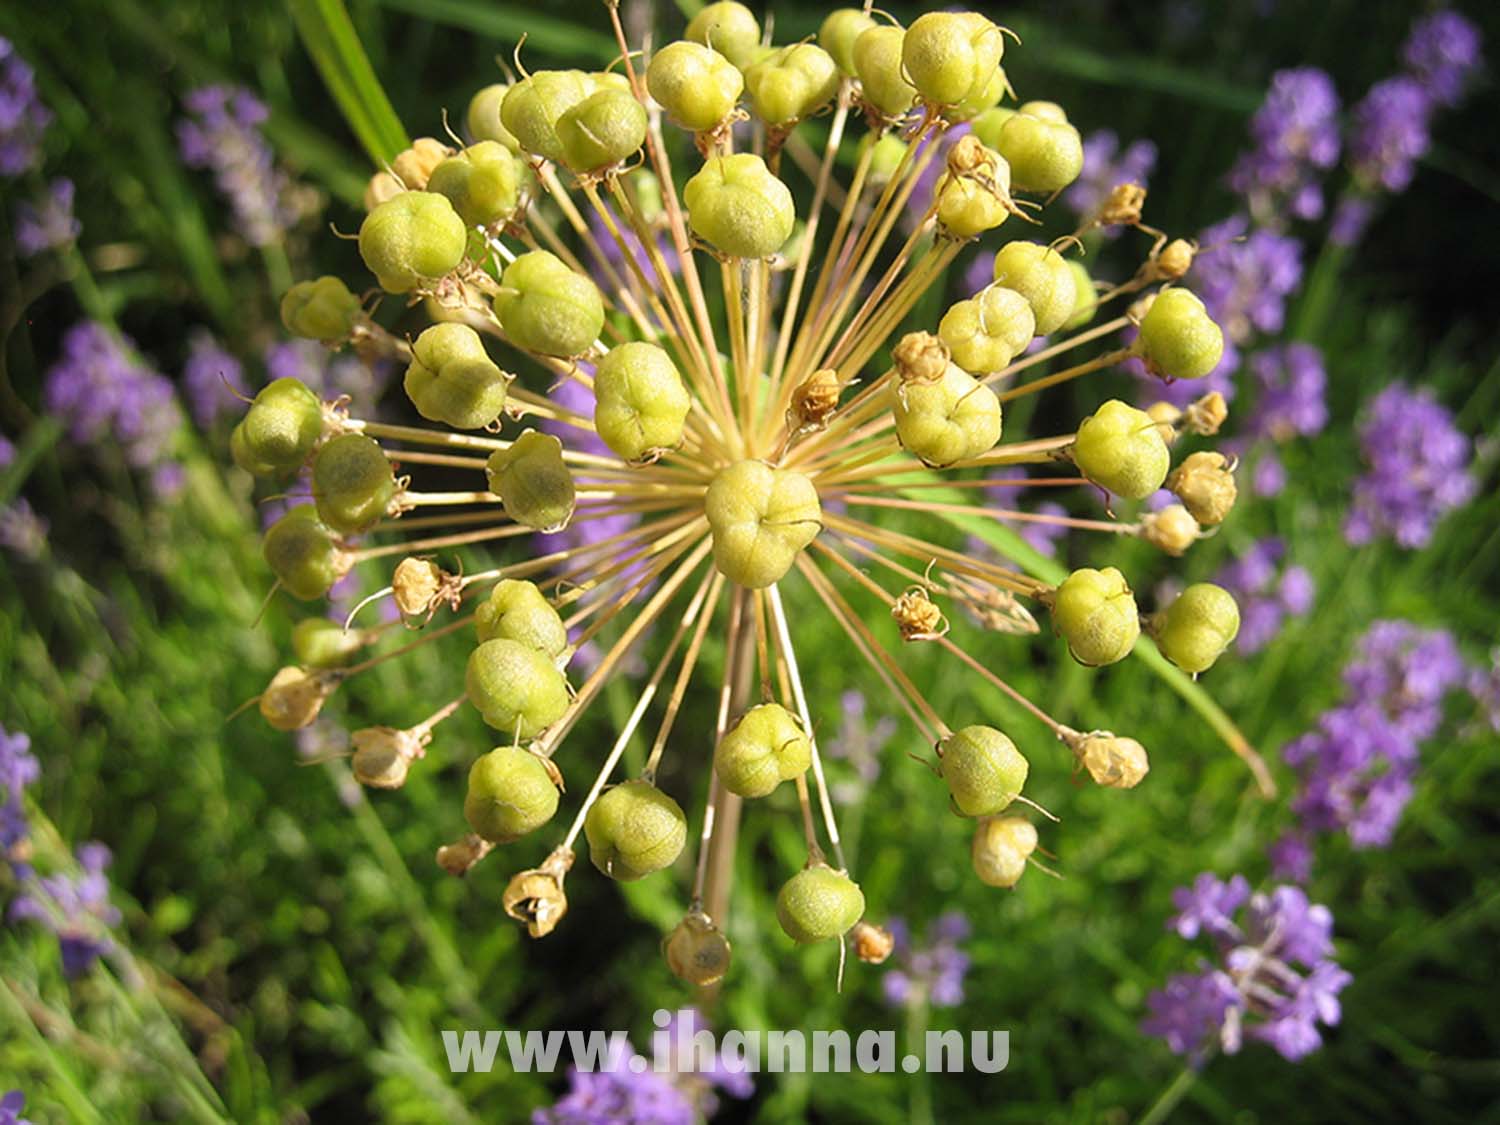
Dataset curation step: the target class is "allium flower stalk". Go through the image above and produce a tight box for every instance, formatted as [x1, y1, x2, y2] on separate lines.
[239, 4, 1250, 981]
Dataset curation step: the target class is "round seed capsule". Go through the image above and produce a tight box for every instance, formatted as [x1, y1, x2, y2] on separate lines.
[494, 250, 604, 358]
[714, 702, 813, 798]
[991, 240, 1078, 335]
[1154, 583, 1240, 674]
[995, 109, 1084, 194]
[683, 153, 795, 260]
[292, 617, 367, 668]
[262, 505, 350, 600]
[358, 191, 468, 294]
[684, 1, 761, 69]
[939, 285, 1035, 374]
[901, 12, 1005, 108]
[311, 433, 398, 535]
[938, 724, 1029, 817]
[404, 322, 510, 430]
[1166, 450, 1237, 526]
[1072, 398, 1171, 500]
[501, 69, 596, 165]
[891, 362, 1003, 467]
[350, 726, 423, 789]
[704, 460, 822, 589]
[1052, 566, 1140, 666]
[776, 864, 865, 944]
[584, 779, 688, 881]
[466, 638, 571, 738]
[231, 377, 323, 477]
[475, 578, 568, 659]
[663, 911, 732, 986]
[971, 815, 1037, 888]
[1076, 733, 1149, 789]
[463, 745, 560, 843]
[819, 9, 877, 75]
[646, 41, 744, 133]
[485, 429, 576, 532]
[259, 666, 341, 732]
[280, 276, 362, 343]
[465, 83, 520, 150]
[743, 43, 840, 126]
[592, 341, 692, 462]
[935, 165, 1013, 239]
[426, 141, 525, 228]
[1139, 503, 1200, 557]
[557, 86, 648, 172]
[852, 25, 917, 118]
[947, 65, 1008, 123]
[970, 105, 1017, 149]
[1061, 259, 1097, 331]
[1137, 288, 1225, 380]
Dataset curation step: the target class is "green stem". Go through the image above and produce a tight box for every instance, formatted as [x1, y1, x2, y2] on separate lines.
[1137, 1064, 1198, 1125]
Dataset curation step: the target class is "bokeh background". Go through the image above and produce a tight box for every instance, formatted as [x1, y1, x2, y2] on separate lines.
[2, 0, 1498, 1121]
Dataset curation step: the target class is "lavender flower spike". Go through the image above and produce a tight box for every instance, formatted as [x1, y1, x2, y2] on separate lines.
[1227, 68, 1340, 220]
[1403, 9, 1483, 108]
[0, 37, 52, 177]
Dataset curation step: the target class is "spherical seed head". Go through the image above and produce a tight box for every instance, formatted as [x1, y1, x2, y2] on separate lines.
[292, 616, 367, 668]
[262, 505, 351, 600]
[1138, 288, 1225, 381]
[493, 250, 605, 358]
[851, 919, 896, 964]
[1072, 398, 1172, 500]
[358, 191, 468, 294]
[463, 745, 561, 842]
[280, 276, 362, 343]
[852, 25, 917, 118]
[1077, 733, 1149, 789]
[593, 341, 692, 462]
[557, 87, 649, 172]
[819, 9, 878, 75]
[312, 432, 398, 535]
[485, 429, 577, 532]
[647, 41, 744, 133]
[996, 111, 1084, 194]
[392, 556, 445, 617]
[1062, 260, 1097, 331]
[663, 911, 733, 986]
[1139, 504, 1200, 557]
[465, 638, 571, 738]
[991, 240, 1078, 335]
[474, 578, 568, 659]
[901, 12, 1005, 108]
[939, 724, 1029, 817]
[891, 362, 1003, 468]
[971, 815, 1037, 888]
[970, 105, 1017, 148]
[466, 83, 521, 150]
[259, 666, 340, 731]
[776, 864, 865, 944]
[390, 137, 451, 190]
[405, 322, 510, 430]
[231, 377, 324, 477]
[744, 43, 840, 126]
[939, 285, 1035, 374]
[1052, 566, 1141, 666]
[426, 141, 526, 227]
[705, 460, 821, 589]
[715, 702, 813, 798]
[500, 70, 596, 165]
[1156, 583, 1240, 674]
[1155, 238, 1195, 280]
[1167, 450, 1238, 526]
[683, 153, 796, 260]
[584, 779, 688, 881]
[684, 0, 761, 68]
[892, 331, 952, 384]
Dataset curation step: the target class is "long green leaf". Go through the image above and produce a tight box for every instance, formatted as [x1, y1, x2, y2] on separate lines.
[288, 0, 409, 165]
[373, 0, 619, 63]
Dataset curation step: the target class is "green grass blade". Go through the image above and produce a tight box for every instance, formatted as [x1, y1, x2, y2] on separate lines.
[372, 0, 619, 63]
[288, 0, 409, 165]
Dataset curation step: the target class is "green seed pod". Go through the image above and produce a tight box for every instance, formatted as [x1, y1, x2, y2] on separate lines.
[358, 191, 468, 294]
[230, 377, 323, 477]
[971, 815, 1037, 888]
[311, 433, 398, 535]
[426, 141, 525, 228]
[852, 25, 917, 118]
[646, 41, 744, 133]
[935, 168, 1011, 239]
[864, 133, 909, 185]
[683, 153, 796, 260]
[948, 65, 1009, 123]
[292, 617, 367, 668]
[744, 43, 840, 126]
[819, 9, 877, 76]
[939, 285, 1035, 374]
[1061, 259, 1097, 331]
[404, 322, 510, 430]
[970, 105, 1017, 149]
[938, 724, 1029, 817]
[262, 505, 350, 601]
[501, 69, 595, 165]
[592, 341, 692, 462]
[584, 779, 688, 881]
[493, 250, 605, 358]
[465, 83, 520, 150]
[475, 578, 568, 659]
[463, 745, 560, 843]
[891, 362, 1003, 467]
[466, 638, 571, 738]
[663, 910, 732, 986]
[1072, 398, 1171, 499]
[1137, 288, 1225, 381]
[684, 1, 761, 69]
[1052, 566, 1140, 666]
[991, 240, 1078, 335]
[279, 276, 362, 343]
[705, 460, 822, 589]
[714, 702, 813, 798]
[1017, 99, 1069, 124]
[776, 864, 865, 944]
[557, 86, 649, 172]
[901, 11, 1005, 108]
[1166, 450, 1237, 526]
[1154, 583, 1240, 674]
[995, 110, 1084, 194]
[485, 429, 576, 532]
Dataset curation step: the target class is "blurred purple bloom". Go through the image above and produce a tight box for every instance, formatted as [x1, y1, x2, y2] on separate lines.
[0, 432, 12, 468]
[1214, 539, 1314, 653]
[1228, 68, 1340, 219]
[1469, 649, 1500, 733]
[1062, 130, 1157, 232]
[263, 340, 390, 406]
[9, 840, 123, 976]
[1248, 343, 1327, 442]
[1328, 194, 1375, 247]
[1344, 383, 1474, 549]
[182, 329, 244, 428]
[1251, 449, 1287, 498]
[1, 724, 38, 856]
[14, 177, 80, 256]
[0, 37, 51, 176]
[1141, 969, 1241, 1061]
[0, 1090, 32, 1125]
[1402, 9, 1482, 107]
[1169, 873, 1250, 941]
[1191, 215, 1303, 345]
[883, 911, 972, 1009]
[1347, 76, 1432, 193]
[536, 367, 637, 561]
[0, 498, 49, 559]
[827, 690, 895, 802]
[587, 206, 679, 292]
[178, 85, 296, 246]
[1267, 833, 1314, 883]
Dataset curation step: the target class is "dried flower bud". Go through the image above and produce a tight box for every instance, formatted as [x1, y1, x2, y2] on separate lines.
[776, 864, 865, 944]
[557, 86, 649, 172]
[292, 617, 369, 668]
[1137, 288, 1225, 381]
[663, 910, 733, 986]
[475, 578, 568, 659]
[991, 240, 1077, 335]
[391, 556, 447, 617]
[426, 141, 526, 227]
[466, 638, 571, 738]
[259, 665, 341, 731]
[1052, 566, 1140, 666]
[312, 432, 399, 535]
[1152, 583, 1240, 674]
[819, 9, 877, 76]
[351, 725, 430, 789]
[971, 815, 1037, 888]
[466, 83, 521, 150]
[851, 919, 896, 964]
[358, 191, 468, 294]
[938, 724, 1029, 817]
[405, 322, 511, 430]
[464, 745, 561, 842]
[1072, 398, 1172, 500]
[892, 331, 951, 384]
[684, 1, 761, 69]
[684, 153, 795, 260]
[901, 11, 1005, 108]
[503, 847, 574, 936]
[1154, 238, 1195, 280]
[1139, 504, 1200, 557]
[1145, 401, 1182, 445]
[280, 276, 362, 343]
[437, 832, 495, 877]
[705, 460, 821, 588]
[789, 368, 841, 432]
[363, 170, 404, 211]
[744, 43, 840, 126]
[494, 250, 605, 358]
[485, 429, 576, 532]
[891, 586, 946, 641]
[715, 702, 812, 798]
[852, 25, 917, 119]
[231, 377, 324, 478]
[593, 341, 692, 462]
[1073, 731, 1149, 789]
[1183, 392, 1228, 436]
[994, 107, 1084, 194]
[892, 362, 1003, 467]
[1167, 450, 1237, 526]
[939, 285, 1035, 374]
[1100, 182, 1146, 227]
[647, 41, 744, 133]
[262, 505, 353, 600]
[390, 137, 451, 190]
[584, 779, 688, 881]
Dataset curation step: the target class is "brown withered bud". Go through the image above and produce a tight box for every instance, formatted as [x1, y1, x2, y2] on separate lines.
[1139, 504, 1201, 557]
[1145, 401, 1183, 446]
[350, 725, 431, 789]
[892, 586, 947, 641]
[1071, 731, 1150, 789]
[1167, 451, 1237, 526]
[946, 133, 995, 178]
[364, 170, 405, 212]
[258, 666, 343, 732]
[436, 832, 497, 877]
[390, 137, 452, 191]
[1183, 392, 1229, 437]
[662, 909, 733, 986]
[851, 919, 896, 965]
[502, 846, 575, 938]
[393, 557, 445, 617]
[789, 368, 842, 432]
[950, 574, 1041, 635]
[892, 331, 950, 384]
[1099, 182, 1146, 227]
[1155, 238, 1195, 280]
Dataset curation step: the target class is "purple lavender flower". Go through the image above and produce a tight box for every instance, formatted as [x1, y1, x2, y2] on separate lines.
[1228, 68, 1341, 219]
[1267, 833, 1314, 883]
[1250, 448, 1287, 498]
[182, 329, 245, 428]
[263, 340, 391, 405]
[586, 205, 679, 292]
[0, 37, 52, 177]
[1062, 130, 1157, 231]
[883, 910, 972, 1009]
[14, 177, 80, 256]
[1402, 9, 1483, 107]
[1141, 968, 1241, 1061]
[1344, 383, 1474, 549]
[9, 841, 123, 976]
[1213, 539, 1314, 654]
[0, 498, 48, 559]
[1191, 215, 1303, 346]
[0, 1090, 33, 1125]
[1248, 344, 1327, 442]
[826, 689, 895, 803]
[1, 724, 38, 856]
[1328, 194, 1376, 247]
[1347, 76, 1432, 194]
[177, 85, 296, 247]
[0, 431, 13, 469]
[536, 368, 637, 560]
[1169, 873, 1250, 941]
